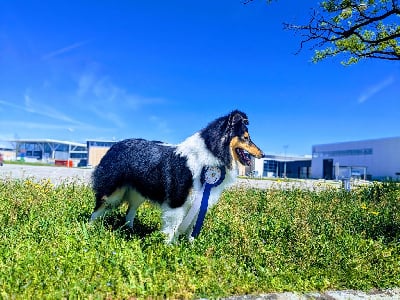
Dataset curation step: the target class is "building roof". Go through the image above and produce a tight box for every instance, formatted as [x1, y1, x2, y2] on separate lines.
[12, 139, 86, 147]
[313, 136, 400, 148]
[0, 140, 14, 150]
[86, 139, 118, 142]
[262, 154, 311, 162]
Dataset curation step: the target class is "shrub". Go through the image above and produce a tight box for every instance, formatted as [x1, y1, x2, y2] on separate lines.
[0, 178, 399, 298]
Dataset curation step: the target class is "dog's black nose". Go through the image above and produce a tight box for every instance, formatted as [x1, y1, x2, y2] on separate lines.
[255, 152, 265, 159]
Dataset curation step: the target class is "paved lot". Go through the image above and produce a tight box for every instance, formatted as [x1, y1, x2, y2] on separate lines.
[1, 163, 399, 299]
[0, 163, 341, 190]
[0, 163, 93, 185]
[0, 164, 285, 187]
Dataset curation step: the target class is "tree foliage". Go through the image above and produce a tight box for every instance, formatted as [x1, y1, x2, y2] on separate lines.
[245, 0, 400, 65]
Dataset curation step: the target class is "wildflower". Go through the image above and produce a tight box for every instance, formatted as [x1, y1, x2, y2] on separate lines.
[361, 203, 367, 210]
[370, 211, 379, 216]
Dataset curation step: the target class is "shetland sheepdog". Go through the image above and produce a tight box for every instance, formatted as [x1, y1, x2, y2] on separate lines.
[90, 110, 263, 243]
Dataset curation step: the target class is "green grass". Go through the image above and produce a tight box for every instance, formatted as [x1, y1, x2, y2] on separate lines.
[3, 160, 56, 167]
[0, 178, 399, 299]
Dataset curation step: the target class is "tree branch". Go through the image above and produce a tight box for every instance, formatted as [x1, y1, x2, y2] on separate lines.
[284, 1, 400, 62]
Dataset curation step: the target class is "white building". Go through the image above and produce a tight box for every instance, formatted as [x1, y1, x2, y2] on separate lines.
[12, 139, 87, 166]
[312, 137, 400, 180]
[253, 155, 311, 179]
[0, 141, 15, 161]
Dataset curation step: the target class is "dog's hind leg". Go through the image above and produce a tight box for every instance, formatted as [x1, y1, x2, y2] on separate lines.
[125, 188, 146, 229]
[90, 186, 127, 222]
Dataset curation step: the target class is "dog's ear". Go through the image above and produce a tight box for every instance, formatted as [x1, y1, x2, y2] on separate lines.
[228, 110, 248, 128]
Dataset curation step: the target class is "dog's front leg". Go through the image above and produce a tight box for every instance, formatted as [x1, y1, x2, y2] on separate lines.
[160, 203, 186, 243]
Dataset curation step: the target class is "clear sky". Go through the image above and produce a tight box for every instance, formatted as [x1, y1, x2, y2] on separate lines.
[0, 1, 399, 156]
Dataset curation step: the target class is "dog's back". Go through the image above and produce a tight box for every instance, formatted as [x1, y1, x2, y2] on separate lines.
[92, 138, 193, 209]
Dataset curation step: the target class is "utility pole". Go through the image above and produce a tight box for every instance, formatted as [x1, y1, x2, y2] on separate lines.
[283, 145, 288, 178]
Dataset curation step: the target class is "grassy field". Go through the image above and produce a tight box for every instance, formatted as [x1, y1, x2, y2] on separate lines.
[3, 160, 57, 167]
[0, 177, 399, 299]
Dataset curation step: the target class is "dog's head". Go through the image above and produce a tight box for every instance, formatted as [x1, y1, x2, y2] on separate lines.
[226, 110, 264, 166]
[201, 110, 264, 168]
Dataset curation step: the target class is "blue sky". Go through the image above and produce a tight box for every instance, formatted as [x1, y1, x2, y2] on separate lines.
[0, 1, 399, 156]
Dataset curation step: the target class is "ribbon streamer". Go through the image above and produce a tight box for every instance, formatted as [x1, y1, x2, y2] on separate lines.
[178, 166, 225, 238]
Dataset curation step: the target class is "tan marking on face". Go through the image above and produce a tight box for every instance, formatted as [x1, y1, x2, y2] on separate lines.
[230, 133, 263, 164]
[230, 137, 241, 163]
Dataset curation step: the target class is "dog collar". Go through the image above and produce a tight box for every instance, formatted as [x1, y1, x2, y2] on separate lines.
[178, 166, 226, 238]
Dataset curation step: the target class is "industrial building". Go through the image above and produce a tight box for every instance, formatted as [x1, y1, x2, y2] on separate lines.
[0, 141, 16, 161]
[2, 139, 117, 167]
[312, 136, 400, 181]
[3, 136, 399, 181]
[253, 154, 312, 179]
[11, 139, 87, 166]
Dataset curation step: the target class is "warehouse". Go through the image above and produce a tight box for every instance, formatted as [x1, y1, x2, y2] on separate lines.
[0, 141, 15, 161]
[253, 154, 312, 179]
[12, 139, 87, 167]
[312, 136, 400, 180]
[5, 139, 116, 167]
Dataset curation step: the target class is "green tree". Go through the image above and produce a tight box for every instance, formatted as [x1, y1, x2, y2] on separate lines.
[245, 0, 400, 65]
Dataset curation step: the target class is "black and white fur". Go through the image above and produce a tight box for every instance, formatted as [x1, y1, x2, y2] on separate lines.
[90, 110, 263, 243]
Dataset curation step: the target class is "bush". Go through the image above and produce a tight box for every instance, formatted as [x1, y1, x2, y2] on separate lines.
[0, 178, 399, 298]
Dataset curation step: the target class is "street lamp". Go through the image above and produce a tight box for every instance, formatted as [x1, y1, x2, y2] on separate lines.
[283, 145, 288, 178]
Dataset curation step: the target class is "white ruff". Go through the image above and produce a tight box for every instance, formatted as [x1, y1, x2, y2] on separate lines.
[168, 132, 238, 239]
[175, 132, 222, 180]
[175, 131, 238, 194]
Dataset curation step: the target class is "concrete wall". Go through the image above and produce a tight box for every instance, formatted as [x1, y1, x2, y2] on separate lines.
[88, 146, 110, 167]
[312, 137, 400, 180]
[0, 149, 16, 161]
[254, 157, 265, 177]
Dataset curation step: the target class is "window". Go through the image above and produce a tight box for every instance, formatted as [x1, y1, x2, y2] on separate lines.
[70, 153, 88, 159]
[88, 141, 116, 147]
[263, 160, 278, 176]
[313, 148, 373, 158]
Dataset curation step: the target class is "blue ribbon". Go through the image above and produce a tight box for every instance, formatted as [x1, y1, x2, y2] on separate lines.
[191, 183, 212, 237]
[191, 166, 225, 238]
